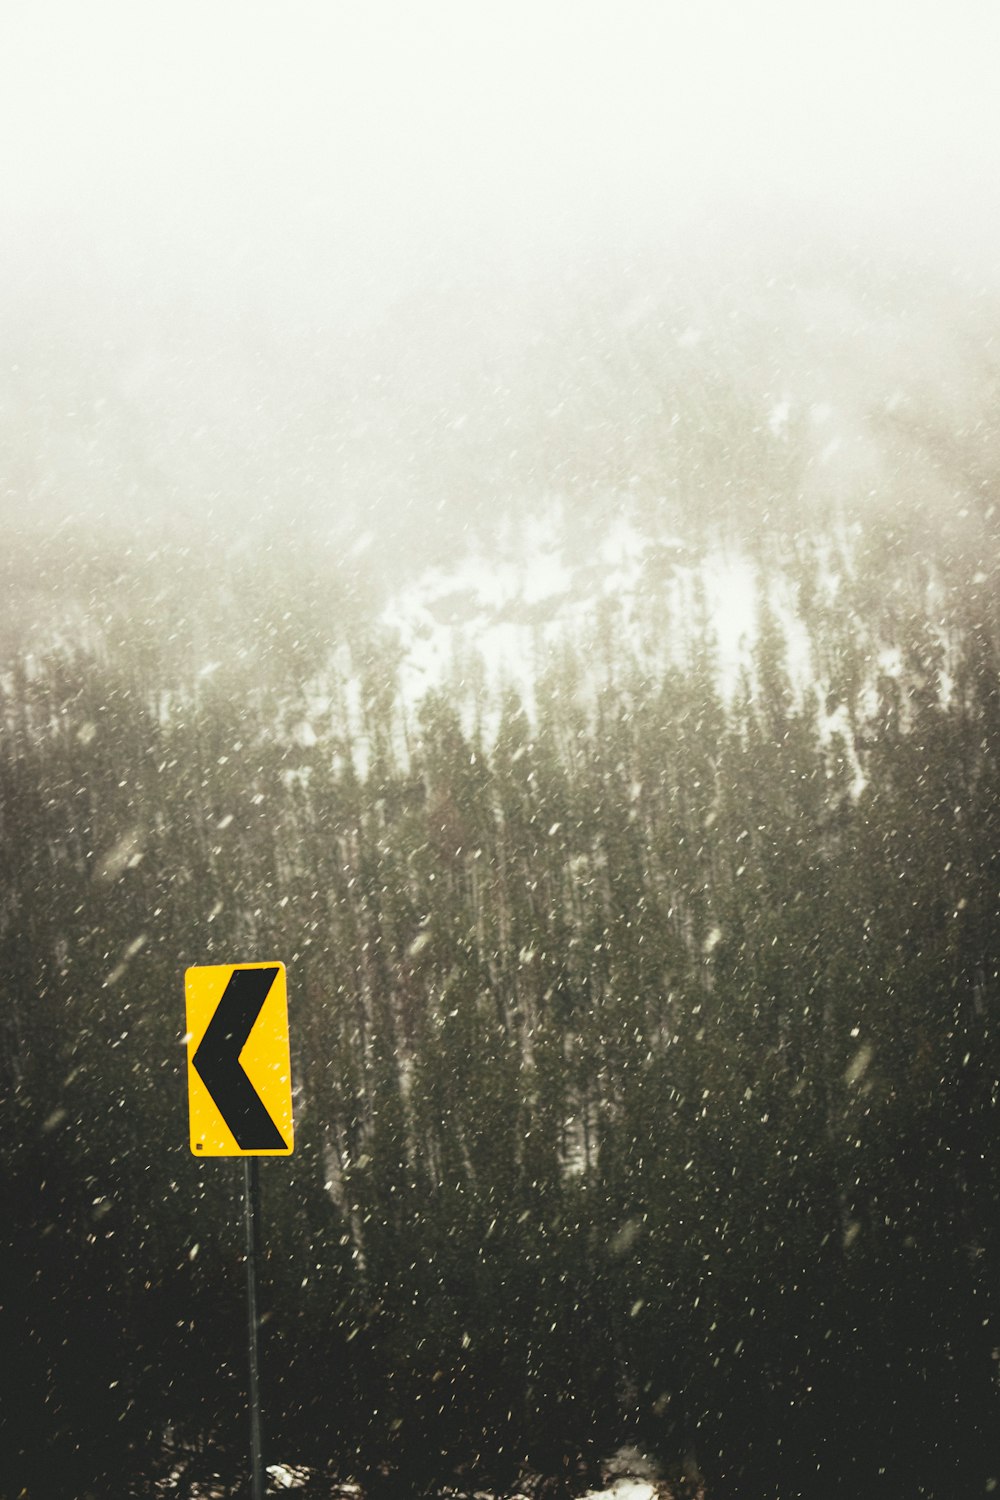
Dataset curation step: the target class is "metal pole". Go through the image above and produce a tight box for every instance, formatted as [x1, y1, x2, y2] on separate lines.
[243, 1156, 265, 1500]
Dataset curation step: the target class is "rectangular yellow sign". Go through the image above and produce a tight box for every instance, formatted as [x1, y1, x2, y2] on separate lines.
[185, 962, 294, 1156]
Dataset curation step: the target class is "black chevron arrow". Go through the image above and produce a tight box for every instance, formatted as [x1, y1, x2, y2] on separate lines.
[192, 966, 288, 1150]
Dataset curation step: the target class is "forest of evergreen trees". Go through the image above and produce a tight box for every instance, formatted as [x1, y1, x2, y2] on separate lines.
[2, 512, 999, 1499]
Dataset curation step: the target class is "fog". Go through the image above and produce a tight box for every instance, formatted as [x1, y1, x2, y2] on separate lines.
[8, 2, 1000, 271]
[3, 2, 1000, 558]
[3, 1, 1000, 668]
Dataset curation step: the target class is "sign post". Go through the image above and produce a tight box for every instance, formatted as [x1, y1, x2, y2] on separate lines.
[185, 961, 294, 1499]
[244, 1156, 265, 1500]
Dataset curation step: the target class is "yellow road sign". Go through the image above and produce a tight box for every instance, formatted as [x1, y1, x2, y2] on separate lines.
[185, 962, 294, 1156]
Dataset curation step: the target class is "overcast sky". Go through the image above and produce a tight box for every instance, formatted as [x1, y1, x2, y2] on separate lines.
[4, 0, 1000, 311]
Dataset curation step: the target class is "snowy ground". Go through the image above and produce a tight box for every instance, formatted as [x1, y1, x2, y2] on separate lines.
[581, 1484, 657, 1500]
[246, 1446, 692, 1499]
[157, 1450, 680, 1498]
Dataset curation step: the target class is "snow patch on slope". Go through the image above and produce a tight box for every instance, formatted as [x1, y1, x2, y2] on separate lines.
[381, 510, 759, 720]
